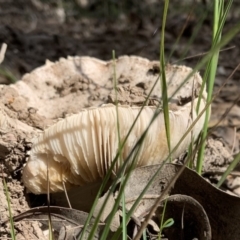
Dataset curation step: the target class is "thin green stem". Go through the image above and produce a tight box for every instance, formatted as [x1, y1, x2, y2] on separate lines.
[217, 151, 240, 188]
[160, 0, 171, 161]
[3, 179, 16, 240]
[112, 50, 127, 240]
[196, 0, 232, 174]
[158, 198, 168, 240]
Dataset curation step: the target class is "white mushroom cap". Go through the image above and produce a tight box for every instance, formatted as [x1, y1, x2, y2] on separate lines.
[21, 56, 208, 194]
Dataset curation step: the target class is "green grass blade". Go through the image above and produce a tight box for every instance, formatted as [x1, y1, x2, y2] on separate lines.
[197, 0, 233, 115]
[142, 229, 147, 240]
[3, 179, 16, 240]
[112, 49, 127, 240]
[216, 152, 240, 188]
[0, 68, 17, 83]
[196, 0, 233, 174]
[160, 0, 171, 161]
[0, 43, 17, 83]
[173, 11, 208, 64]
[158, 198, 168, 240]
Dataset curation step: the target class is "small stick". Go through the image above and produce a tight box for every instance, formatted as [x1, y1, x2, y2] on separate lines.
[231, 127, 237, 155]
[0, 43, 7, 64]
[172, 46, 235, 64]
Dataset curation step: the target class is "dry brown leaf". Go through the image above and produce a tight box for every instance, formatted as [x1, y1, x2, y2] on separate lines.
[155, 194, 211, 240]
[124, 164, 240, 240]
[3, 206, 102, 240]
[93, 191, 120, 232]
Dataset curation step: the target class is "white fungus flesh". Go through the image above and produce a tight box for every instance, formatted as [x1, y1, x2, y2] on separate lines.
[23, 99, 206, 194]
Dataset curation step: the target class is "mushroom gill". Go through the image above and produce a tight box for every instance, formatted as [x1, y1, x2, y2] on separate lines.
[23, 97, 206, 194]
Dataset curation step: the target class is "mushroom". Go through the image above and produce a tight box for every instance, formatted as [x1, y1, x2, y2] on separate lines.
[23, 98, 207, 194]
[22, 57, 208, 194]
